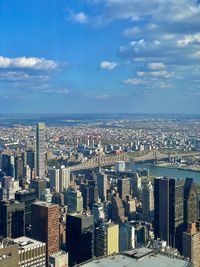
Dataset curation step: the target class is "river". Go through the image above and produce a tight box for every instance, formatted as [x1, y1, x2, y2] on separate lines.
[134, 163, 200, 183]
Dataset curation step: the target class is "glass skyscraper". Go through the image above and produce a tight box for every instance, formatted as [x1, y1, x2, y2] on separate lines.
[36, 122, 45, 178]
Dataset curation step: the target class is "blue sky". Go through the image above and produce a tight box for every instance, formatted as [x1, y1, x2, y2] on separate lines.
[0, 0, 200, 113]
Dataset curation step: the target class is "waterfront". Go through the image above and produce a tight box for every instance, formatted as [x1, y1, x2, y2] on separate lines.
[135, 163, 200, 183]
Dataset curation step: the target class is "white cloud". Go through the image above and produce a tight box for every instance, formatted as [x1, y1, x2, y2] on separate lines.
[67, 10, 89, 24]
[123, 78, 145, 85]
[0, 71, 49, 81]
[100, 61, 118, 70]
[148, 62, 166, 70]
[0, 56, 58, 70]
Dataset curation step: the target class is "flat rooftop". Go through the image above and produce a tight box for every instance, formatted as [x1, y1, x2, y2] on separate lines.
[13, 236, 45, 250]
[78, 248, 190, 267]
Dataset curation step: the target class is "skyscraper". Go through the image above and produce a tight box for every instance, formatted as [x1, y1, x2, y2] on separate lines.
[31, 202, 60, 265]
[95, 223, 119, 257]
[142, 180, 154, 221]
[36, 122, 45, 178]
[66, 214, 94, 266]
[184, 178, 197, 230]
[15, 189, 37, 236]
[154, 177, 184, 252]
[182, 223, 200, 267]
[0, 200, 25, 238]
[97, 173, 107, 202]
[117, 178, 130, 201]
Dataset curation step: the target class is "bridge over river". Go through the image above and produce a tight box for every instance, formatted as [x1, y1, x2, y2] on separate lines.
[70, 150, 200, 172]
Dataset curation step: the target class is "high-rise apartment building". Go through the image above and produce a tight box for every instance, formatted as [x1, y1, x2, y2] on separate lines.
[66, 214, 94, 266]
[97, 173, 107, 202]
[31, 202, 60, 265]
[95, 223, 119, 257]
[182, 223, 200, 267]
[154, 177, 184, 252]
[36, 122, 45, 178]
[110, 194, 125, 223]
[142, 180, 154, 221]
[117, 178, 130, 201]
[49, 251, 68, 267]
[64, 189, 83, 214]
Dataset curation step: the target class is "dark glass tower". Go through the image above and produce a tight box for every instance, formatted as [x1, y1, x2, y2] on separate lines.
[154, 177, 184, 252]
[183, 178, 197, 230]
[0, 200, 25, 238]
[66, 214, 94, 266]
[36, 122, 45, 178]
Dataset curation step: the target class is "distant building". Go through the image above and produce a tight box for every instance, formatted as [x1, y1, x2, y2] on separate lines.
[182, 223, 200, 267]
[49, 251, 68, 267]
[64, 189, 83, 214]
[110, 194, 125, 223]
[97, 173, 107, 202]
[31, 202, 60, 265]
[0, 176, 20, 201]
[0, 200, 25, 238]
[95, 223, 119, 257]
[92, 203, 105, 224]
[66, 214, 94, 266]
[2, 154, 15, 178]
[142, 180, 154, 221]
[117, 178, 130, 201]
[115, 161, 125, 172]
[30, 178, 46, 199]
[36, 122, 45, 178]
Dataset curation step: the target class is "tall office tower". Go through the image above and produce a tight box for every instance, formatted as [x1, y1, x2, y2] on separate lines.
[15, 156, 24, 179]
[182, 223, 200, 267]
[95, 223, 119, 257]
[80, 182, 98, 210]
[60, 167, 70, 191]
[15, 190, 37, 236]
[111, 194, 125, 223]
[154, 177, 184, 252]
[2, 154, 15, 178]
[0, 200, 25, 238]
[142, 180, 154, 221]
[117, 178, 130, 201]
[30, 179, 46, 199]
[49, 169, 60, 192]
[97, 173, 107, 202]
[184, 178, 197, 230]
[130, 173, 141, 197]
[14, 236, 46, 267]
[119, 222, 135, 251]
[64, 189, 83, 214]
[31, 202, 60, 265]
[66, 214, 94, 266]
[36, 122, 45, 178]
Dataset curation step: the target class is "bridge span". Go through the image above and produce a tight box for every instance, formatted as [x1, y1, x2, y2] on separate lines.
[70, 150, 200, 172]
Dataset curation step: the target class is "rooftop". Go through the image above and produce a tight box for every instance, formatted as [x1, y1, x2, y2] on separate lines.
[78, 248, 190, 267]
[13, 236, 45, 250]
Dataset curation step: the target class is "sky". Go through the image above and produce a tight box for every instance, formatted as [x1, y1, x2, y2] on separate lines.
[0, 0, 200, 114]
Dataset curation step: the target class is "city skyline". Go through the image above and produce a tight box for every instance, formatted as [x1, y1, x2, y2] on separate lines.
[0, 0, 200, 114]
